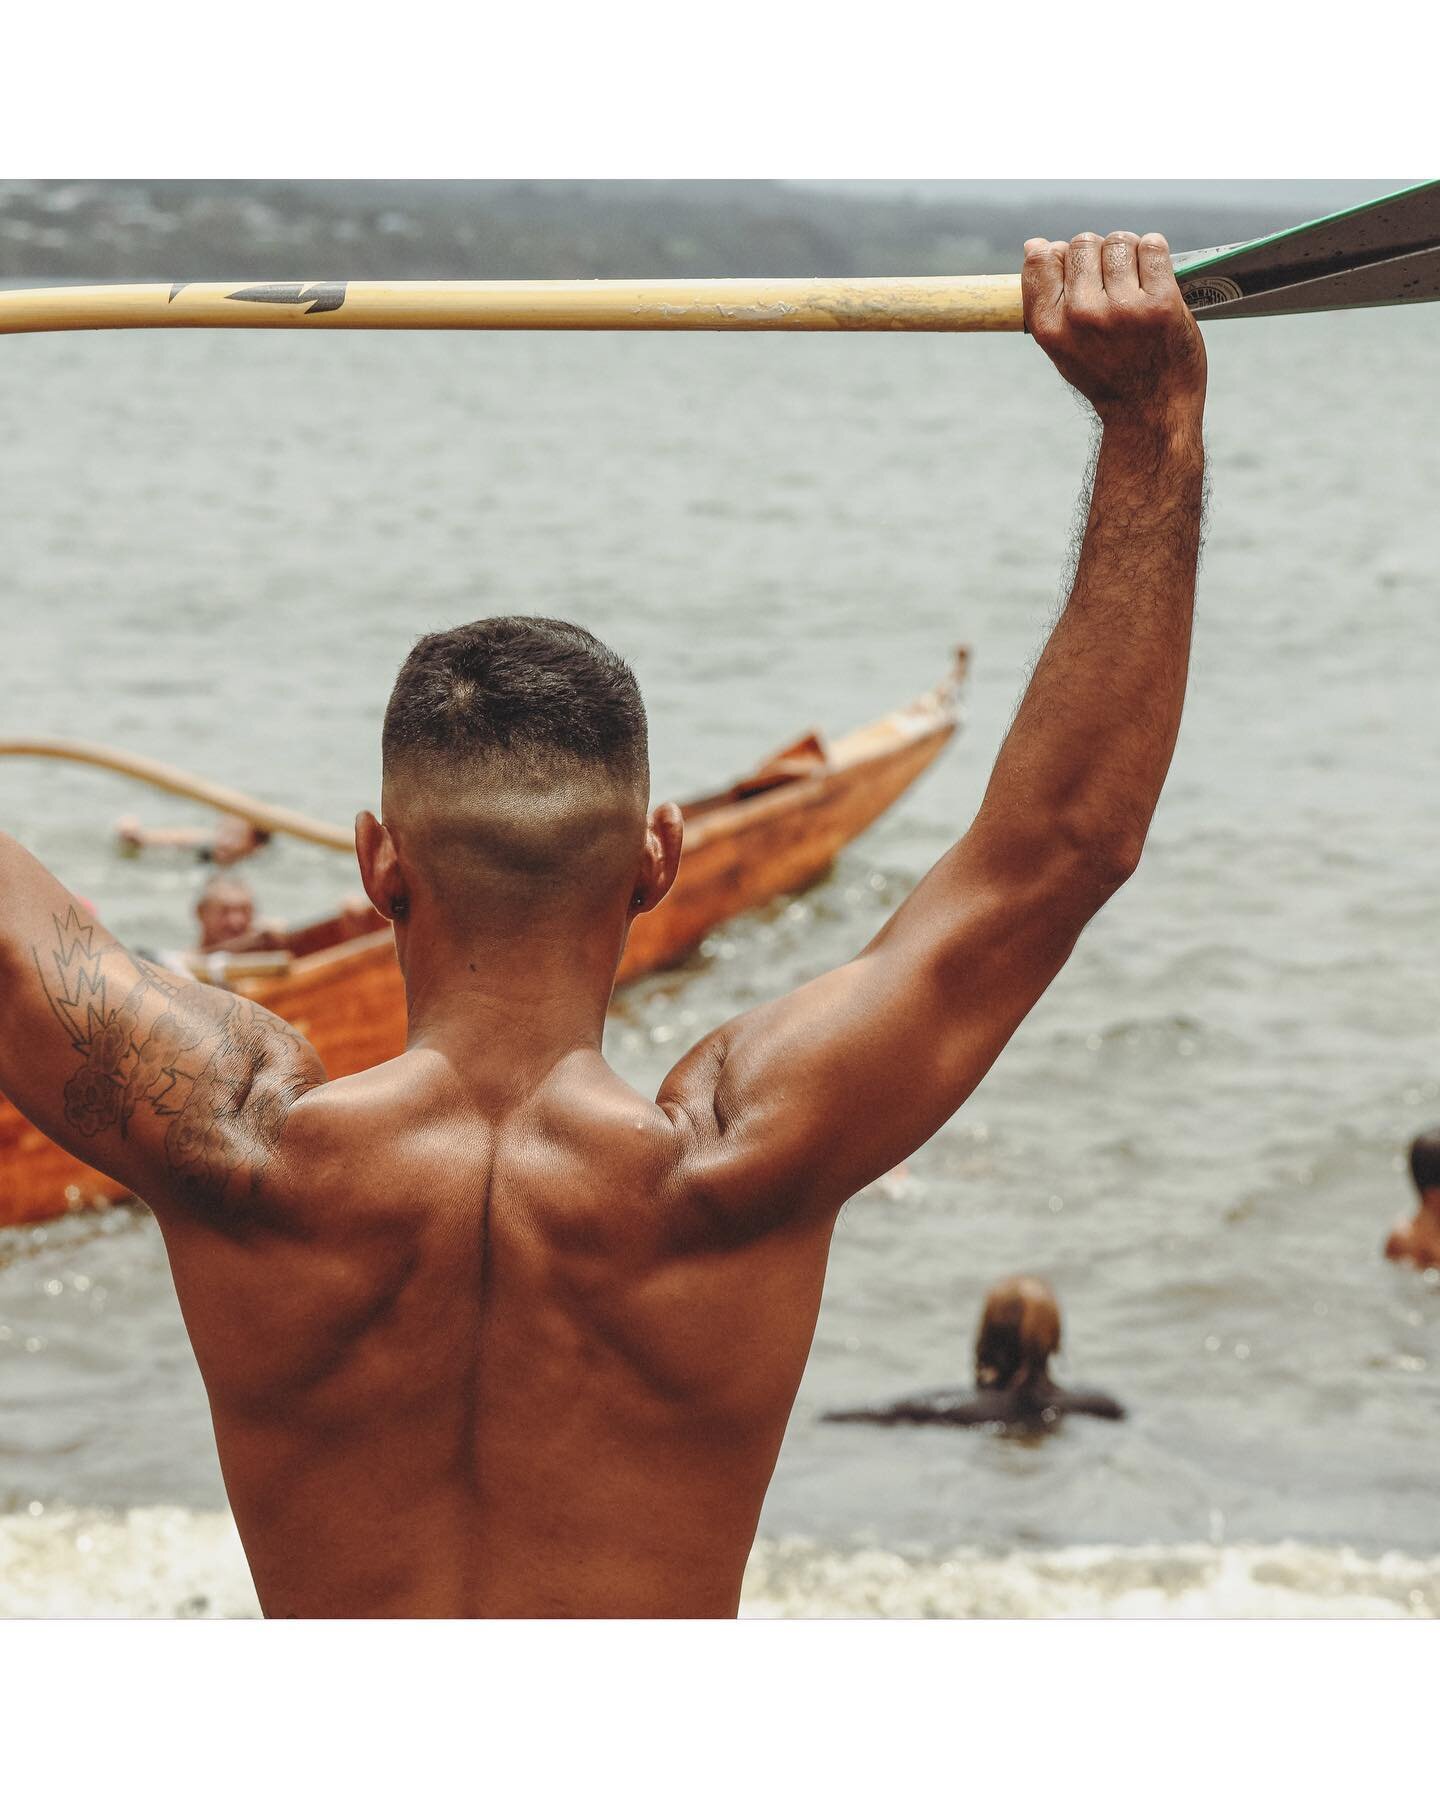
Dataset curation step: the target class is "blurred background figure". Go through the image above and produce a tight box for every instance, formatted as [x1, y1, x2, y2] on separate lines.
[194, 872, 279, 952]
[1384, 1130, 1440, 1270]
[192, 875, 379, 958]
[824, 1275, 1125, 1434]
[116, 810, 271, 866]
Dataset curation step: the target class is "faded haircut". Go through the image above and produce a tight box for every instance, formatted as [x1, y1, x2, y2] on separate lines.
[382, 616, 649, 790]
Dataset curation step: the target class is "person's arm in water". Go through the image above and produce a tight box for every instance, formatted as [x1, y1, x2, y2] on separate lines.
[0, 832, 325, 1213]
[826, 1386, 1125, 1427]
[116, 814, 269, 863]
[660, 230, 1206, 1225]
[1055, 1389, 1126, 1422]
[115, 817, 210, 855]
[824, 1392, 1013, 1428]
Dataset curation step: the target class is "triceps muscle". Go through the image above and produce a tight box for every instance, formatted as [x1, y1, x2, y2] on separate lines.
[26, 901, 321, 1211]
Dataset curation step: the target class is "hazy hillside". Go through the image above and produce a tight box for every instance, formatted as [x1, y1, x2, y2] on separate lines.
[0, 179, 1358, 281]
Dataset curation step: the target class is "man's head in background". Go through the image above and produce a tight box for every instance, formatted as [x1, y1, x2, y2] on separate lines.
[196, 873, 256, 951]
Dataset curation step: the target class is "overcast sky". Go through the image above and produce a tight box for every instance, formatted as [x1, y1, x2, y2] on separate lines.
[798, 180, 1418, 209]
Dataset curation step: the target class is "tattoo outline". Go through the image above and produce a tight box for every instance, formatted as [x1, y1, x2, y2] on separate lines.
[34, 905, 319, 1208]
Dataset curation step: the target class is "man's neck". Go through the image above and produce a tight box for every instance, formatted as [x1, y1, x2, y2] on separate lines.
[396, 910, 624, 1084]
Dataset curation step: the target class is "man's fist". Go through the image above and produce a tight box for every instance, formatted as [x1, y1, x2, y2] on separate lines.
[1022, 231, 1207, 424]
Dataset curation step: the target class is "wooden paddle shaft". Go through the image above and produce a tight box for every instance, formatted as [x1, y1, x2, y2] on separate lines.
[0, 276, 1025, 335]
[0, 737, 352, 850]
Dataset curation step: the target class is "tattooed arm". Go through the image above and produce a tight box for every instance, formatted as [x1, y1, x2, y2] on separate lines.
[0, 831, 325, 1215]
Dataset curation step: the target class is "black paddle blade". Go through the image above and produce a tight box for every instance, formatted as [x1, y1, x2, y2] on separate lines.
[1173, 179, 1440, 320]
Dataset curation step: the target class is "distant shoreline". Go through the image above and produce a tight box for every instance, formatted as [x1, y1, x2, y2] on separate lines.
[0, 178, 1411, 285]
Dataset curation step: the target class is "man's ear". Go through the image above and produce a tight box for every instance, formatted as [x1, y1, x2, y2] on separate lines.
[354, 811, 408, 923]
[632, 801, 684, 915]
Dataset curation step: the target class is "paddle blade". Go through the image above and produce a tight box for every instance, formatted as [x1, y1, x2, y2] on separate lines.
[1173, 178, 1440, 320]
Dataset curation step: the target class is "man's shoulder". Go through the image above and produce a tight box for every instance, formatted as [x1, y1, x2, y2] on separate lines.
[258, 1047, 767, 1258]
[513, 1055, 796, 1262]
[524, 1061, 686, 1222]
[270, 1054, 678, 1213]
[257, 1058, 454, 1210]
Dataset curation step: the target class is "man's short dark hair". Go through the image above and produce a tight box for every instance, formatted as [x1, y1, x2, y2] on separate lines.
[1410, 1130, 1440, 1194]
[382, 616, 648, 787]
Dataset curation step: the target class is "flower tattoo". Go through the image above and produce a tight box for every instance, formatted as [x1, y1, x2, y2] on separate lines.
[33, 904, 320, 1208]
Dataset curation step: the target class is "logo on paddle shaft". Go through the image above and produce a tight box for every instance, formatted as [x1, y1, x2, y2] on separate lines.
[1178, 274, 1243, 312]
[167, 282, 349, 314]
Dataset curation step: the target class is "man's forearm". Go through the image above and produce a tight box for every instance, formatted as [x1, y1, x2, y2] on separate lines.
[959, 228, 1210, 893]
[978, 401, 1205, 883]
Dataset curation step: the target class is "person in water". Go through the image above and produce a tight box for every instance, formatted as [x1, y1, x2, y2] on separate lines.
[0, 230, 1204, 1617]
[824, 1276, 1125, 1432]
[1384, 1130, 1440, 1270]
[192, 873, 379, 957]
[116, 810, 272, 865]
[194, 872, 275, 952]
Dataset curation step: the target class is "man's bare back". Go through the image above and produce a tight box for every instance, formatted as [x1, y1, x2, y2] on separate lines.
[0, 230, 1207, 1616]
[165, 1053, 834, 1617]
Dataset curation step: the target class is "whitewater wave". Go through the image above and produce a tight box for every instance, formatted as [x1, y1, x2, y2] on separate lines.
[3, 1509, 1438, 1619]
[742, 1537, 1440, 1619]
[0, 1508, 259, 1620]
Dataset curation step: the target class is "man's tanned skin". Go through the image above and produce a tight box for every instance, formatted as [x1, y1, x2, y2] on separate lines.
[0, 230, 1206, 1617]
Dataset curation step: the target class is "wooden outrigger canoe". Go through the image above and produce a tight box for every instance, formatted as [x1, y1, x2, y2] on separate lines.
[0, 651, 966, 1226]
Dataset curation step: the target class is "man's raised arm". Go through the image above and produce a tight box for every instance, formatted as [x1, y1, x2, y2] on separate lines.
[660, 229, 1207, 1225]
[0, 830, 325, 1215]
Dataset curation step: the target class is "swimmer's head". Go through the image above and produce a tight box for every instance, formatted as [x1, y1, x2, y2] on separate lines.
[1410, 1131, 1440, 1211]
[212, 815, 271, 865]
[975, 1276, 1061, 1392]
[196, 873, 256, 950]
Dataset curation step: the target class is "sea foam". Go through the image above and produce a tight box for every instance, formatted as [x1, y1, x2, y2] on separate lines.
[3, 1508, 1437, 1619]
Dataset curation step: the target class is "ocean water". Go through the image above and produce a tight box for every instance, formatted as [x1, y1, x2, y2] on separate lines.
[1, 302, 1438, 1617]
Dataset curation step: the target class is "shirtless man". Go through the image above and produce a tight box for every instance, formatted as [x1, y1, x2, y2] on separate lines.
[1384, 1130, 1440, 1269]
[0, 231, 1206, 1617]
[823, 1275, 1125, 1433]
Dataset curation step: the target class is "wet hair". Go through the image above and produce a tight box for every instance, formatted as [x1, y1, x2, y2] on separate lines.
[1410, 1131, 1440, 1195]
[974, 1276, 1062, 1392]
[382, 616, 648, 789]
